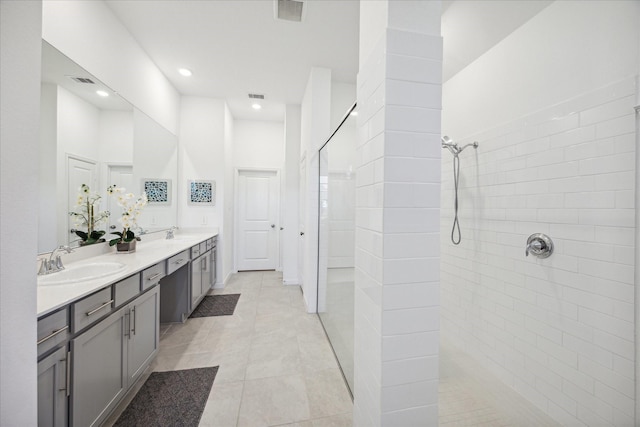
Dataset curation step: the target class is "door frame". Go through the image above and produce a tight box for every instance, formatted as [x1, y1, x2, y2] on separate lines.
[64, 153, 98, 245]
[233, 167, 282, 272]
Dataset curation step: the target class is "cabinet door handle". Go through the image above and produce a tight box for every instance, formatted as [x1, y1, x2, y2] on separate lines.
[202, 257, 207, 270]
[131, 307, 136, 336]
[37, 325, 68, 345]
[147, 272, 163, 282]
[85, 300, 113, 317]
[58, 351, 71, 397]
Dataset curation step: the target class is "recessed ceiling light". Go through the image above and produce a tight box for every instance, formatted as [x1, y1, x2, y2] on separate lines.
[178, 68, 192, 77]
[252, 103, 262, 110]
[96, 90, 109, 97]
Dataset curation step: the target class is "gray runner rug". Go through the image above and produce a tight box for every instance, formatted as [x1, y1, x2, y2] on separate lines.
[190, 294, 240, 318]
[114, 366, 218, 427]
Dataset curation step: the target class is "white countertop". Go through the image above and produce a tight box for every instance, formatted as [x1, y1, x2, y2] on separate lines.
[37, 231, 217, 317]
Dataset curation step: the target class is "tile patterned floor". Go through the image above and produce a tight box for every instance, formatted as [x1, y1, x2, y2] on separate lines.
[105, 271, 561, 427]
[439, 340, 561, 427]
[104, 271, 353, 427]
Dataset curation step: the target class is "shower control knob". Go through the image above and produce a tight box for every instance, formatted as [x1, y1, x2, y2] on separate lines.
[526, 233, 553, 259]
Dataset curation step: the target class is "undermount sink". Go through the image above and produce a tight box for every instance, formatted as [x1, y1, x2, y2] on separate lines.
[38, 262, 127, 285]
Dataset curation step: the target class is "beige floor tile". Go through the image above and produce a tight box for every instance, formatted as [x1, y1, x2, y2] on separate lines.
[237, 374, 311, 427]
[208, 350, 249, 384]
[304, 369, 352, 419]
[310, 413, 353, 427]
[245, 335, 301, 380]
[199, 381, 244, 427]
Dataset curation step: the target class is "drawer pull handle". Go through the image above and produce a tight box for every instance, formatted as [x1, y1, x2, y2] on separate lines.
[174, 258, 185, 265]
[37, 325, 69, 345]
[147, 272, 163, 281]
[85, 300, 113, 317]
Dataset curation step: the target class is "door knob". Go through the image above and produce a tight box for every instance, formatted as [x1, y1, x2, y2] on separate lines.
[271, 224, 275, 228]
[300, 232, 305, 236]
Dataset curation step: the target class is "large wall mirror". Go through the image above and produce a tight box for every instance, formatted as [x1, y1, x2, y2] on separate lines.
[38, 41, 178, 253]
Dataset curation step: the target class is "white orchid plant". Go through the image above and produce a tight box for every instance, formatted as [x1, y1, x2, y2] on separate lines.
[106, 185, 148, 246]
[68, 184, 110, 245]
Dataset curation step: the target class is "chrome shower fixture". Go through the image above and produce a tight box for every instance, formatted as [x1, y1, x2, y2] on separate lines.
[441, 135, 478, 157]
[441, 135, 479, 245]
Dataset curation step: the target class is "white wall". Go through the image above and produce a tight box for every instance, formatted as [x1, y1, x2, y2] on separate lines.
[443, 0, 640, 140]
[354, 1, 442, 425]
[0, 0, 42, 423]
[441, 1, 640, 426]
[331, 82, 356, 132]
[233, 120, 284, 169]
[42, 0, 180, 134]
[283, 105, 302, 285]
[179, 97, 228, 280]
[98, 110, 134, 165]
[39, 83, 58, 251]
[222, 104, 235, 286]
[300, 67, 332, 312]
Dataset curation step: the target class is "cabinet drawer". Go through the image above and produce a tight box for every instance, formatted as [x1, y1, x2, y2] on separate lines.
[114, 274, 141, 307]
[167, 250, 189, 275]
[37, 307, 69, 358]
[205, 238, 213, 251]
[72, 287, 113, 333]
[141, 262, 165, 290]
[199, 242, 207, 254]
[191, 244, 201, 258]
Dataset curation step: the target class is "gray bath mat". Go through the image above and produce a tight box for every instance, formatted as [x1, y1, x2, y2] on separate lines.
[190, 294, 240, 318]
[114, 367, 218, 427]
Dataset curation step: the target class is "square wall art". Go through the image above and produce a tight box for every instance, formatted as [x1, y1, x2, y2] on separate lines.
[188, 180, 215, 206]
[142, 179, 171, 205]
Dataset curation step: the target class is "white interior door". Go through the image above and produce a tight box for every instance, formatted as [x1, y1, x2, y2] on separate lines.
[106, 165, 134, 233]
[67, 156, 98, 245]
[237, 170, 280, 271]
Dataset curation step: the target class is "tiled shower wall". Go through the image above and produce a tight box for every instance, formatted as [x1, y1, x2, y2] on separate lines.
[440, 77, 637, 427]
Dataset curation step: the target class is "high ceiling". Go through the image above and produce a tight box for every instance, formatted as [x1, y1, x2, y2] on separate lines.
[105, 0, 552, 121]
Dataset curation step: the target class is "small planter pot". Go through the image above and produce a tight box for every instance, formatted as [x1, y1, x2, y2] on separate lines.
[116, 240, 136, 253]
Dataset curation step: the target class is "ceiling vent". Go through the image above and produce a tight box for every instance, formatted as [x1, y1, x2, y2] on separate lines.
[275, 0, 305, 22]
[248, 93, 265, 100]
[67, 76, 96, 84]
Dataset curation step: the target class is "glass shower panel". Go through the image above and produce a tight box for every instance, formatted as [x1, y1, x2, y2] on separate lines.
[317, 107, 357, 396]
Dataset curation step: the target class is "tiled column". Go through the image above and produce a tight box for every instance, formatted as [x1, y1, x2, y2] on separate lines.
[354, 1, 442, 425]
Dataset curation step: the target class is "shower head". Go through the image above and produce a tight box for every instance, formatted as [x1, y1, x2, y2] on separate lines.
[441, 135, 478, 156]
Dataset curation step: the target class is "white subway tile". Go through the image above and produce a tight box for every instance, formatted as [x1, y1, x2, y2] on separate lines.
[538, 113, 580, 137]
[381, 378, 438, 413]
[578, 307, 634, 341]
[382, 306, 439, 335]
[385, 105, 441, 133]
[563, 380, 613, 422]
[579, 95, 635, 126]
[594, 381, 635, 417]
[548, 356, 594, 393]
[578, 355, 634, 399]
[386, 53, 442, 84]
[549, 125, 595, 148]
[384, 131, 441, 158]
[382, 331, 439, 361]
[594, 225, 635, 246]
[535, 377, 576, 415]
[383, 282, 439, 310]
[594, 114, 635, 139]
[383, 208, 439, 233]
[382, 355, 439, 387]
[594, 171, 634, 191]
[565, 191, 615, 209]
[592, 330, 634, 361]
[563, 333, 613, 369]
[381, 405, 438, 426]
[386, 29, 443, 60]
[386, 79, 441, 109]
[579, 152, 635, 175]
[577, 257, 634, 284]
[384, 157, 440, 183]
[383, 257, 439, 285]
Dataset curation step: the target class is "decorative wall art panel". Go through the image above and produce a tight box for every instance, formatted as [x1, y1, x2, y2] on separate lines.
[188, 180, 215, 206]
[142, 179, 171, 205]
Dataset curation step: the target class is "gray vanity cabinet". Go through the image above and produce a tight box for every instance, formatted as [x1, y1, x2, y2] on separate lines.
[191, 252, 207, 308]
[71, 286, 159, 427]
[37, 346, 68, 427]
[127, 285, 160, 386]
[71, 305, 127, 427]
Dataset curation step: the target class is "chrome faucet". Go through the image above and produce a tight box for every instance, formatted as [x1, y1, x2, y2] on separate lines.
[39, 245, 74, 275]
[166, 226, 178, 240]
